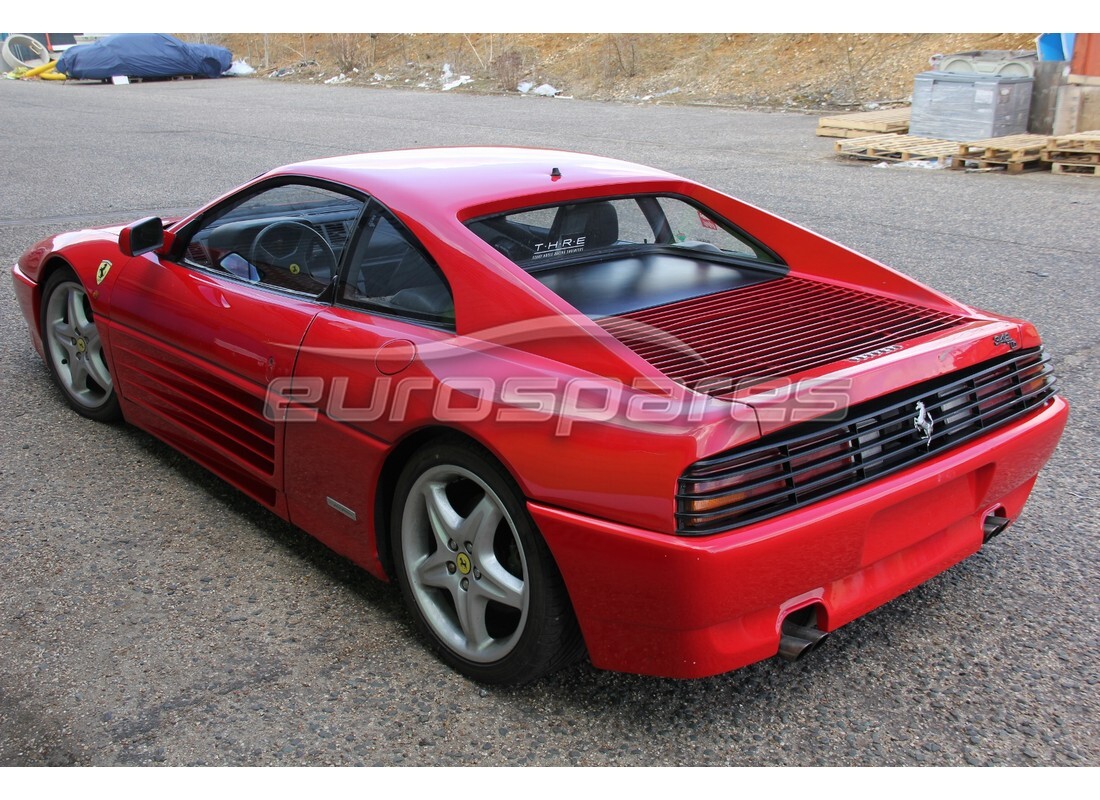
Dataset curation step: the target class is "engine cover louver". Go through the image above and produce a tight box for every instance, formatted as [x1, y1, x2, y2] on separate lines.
[598, 276, 968, 394]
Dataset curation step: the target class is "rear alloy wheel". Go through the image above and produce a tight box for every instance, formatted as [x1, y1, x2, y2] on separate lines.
[40, 268, 121, 422]
[391, 441, 583, 684]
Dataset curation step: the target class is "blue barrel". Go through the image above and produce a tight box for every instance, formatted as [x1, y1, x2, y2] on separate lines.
[1036, 33, 1077, 61]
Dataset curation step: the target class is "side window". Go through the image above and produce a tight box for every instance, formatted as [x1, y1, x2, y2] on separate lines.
[182, 183, 364, 296]
[654, 197, 774, 261]
[341, 206, 454, 327]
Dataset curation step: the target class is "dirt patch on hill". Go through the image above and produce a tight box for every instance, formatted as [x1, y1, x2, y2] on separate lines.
[204, 33, 1037, 110]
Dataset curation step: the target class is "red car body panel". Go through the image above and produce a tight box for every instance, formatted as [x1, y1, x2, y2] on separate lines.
[11, 147, 1068, 679]
[533, 395, 1066, 677]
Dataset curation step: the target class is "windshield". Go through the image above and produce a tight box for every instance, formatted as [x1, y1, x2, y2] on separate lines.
[466, 194, 780, 270]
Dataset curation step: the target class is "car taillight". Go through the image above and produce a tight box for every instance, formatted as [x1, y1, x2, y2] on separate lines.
[680, 450, 788, 515]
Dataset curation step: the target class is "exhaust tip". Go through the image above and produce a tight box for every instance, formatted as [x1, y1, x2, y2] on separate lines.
[983, 512, 1011, 543]
[778, 636, 815, 662]
[778, 610, 829, 662]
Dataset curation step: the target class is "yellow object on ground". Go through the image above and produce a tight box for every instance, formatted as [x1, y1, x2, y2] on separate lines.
[39, 69, 66, 80]
[22, 60, 57, 78]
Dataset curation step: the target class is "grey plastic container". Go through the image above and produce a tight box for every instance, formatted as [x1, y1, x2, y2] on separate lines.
[909, 71, 1034, 140]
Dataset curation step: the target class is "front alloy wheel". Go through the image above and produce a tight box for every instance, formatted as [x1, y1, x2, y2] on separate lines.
[40, 268, 121, 421]
[391, 440, 583, 684]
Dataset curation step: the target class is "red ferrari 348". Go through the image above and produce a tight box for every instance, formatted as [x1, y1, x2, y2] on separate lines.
[12, 148, 1067, 683]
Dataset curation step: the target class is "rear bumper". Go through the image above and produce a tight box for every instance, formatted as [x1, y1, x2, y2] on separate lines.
[532, 395, 1068, 678]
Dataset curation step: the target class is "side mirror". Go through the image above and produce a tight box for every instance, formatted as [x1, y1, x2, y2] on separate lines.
[119, 217, 164, 257]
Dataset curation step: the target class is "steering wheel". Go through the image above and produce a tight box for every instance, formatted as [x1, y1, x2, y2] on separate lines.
[250, 221, 337, 283]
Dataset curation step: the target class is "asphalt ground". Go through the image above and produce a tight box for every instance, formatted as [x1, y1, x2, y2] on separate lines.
[0, 77, 1097, 767]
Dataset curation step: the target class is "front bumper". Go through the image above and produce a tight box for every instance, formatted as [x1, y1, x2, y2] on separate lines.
[12, 262, 45, 359]
[532, 395, 1068, 678]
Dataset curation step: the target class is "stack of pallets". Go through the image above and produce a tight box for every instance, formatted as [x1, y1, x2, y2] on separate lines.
[1042, 131, 1100, 176]
[951, 135, 1050, 173]
[834, 134, 959, 165]
[832, 128, 1100, 176]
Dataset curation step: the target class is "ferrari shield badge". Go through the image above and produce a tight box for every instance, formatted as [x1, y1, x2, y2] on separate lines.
[95, 260, 112, 285]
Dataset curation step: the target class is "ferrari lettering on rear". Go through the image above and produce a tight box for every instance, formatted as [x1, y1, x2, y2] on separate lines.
[848, 344, 904, 363]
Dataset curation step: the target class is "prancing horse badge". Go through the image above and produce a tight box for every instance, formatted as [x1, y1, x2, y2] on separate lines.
[913, 401, 935, 447]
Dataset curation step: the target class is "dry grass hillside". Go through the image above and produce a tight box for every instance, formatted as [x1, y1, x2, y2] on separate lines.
[200, 33, 1037, 110]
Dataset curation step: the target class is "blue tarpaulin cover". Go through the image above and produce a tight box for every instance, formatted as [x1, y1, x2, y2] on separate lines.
[57, 33, 232, 79]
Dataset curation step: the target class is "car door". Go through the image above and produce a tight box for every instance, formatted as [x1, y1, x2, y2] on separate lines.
[107, 180, 366, 516]
[282, 201, 457, 574]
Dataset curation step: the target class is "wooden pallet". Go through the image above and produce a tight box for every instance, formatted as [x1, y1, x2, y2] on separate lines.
[951, 134, 1051, 174]
[1051, 161, 1100, 176]
[1045, 151, 1100, 165]
[1042, 130, 1100, 157]
[835, 134, 958, 164]
[817, 108, 911, 138]
[1042, 130, 1100, 171]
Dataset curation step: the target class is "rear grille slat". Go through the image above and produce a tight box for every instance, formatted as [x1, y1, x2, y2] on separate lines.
[599, 276, 967, 392]
[628, 306, 939, 369]
[677, 348, 1057, 535]
[676, 318, 948, 383]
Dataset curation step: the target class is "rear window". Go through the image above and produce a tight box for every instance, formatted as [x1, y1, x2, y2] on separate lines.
[466, 195, 779, 269]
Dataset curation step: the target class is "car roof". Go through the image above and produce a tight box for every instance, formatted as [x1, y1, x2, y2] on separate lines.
[270, 147, 684, 219]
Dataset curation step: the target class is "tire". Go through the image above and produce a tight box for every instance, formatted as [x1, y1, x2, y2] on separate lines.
[390, 439, 584, 685]
[39, 268, 121, 422]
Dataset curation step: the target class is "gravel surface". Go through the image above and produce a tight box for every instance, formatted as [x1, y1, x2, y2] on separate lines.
[0, 78, 1097, 767]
